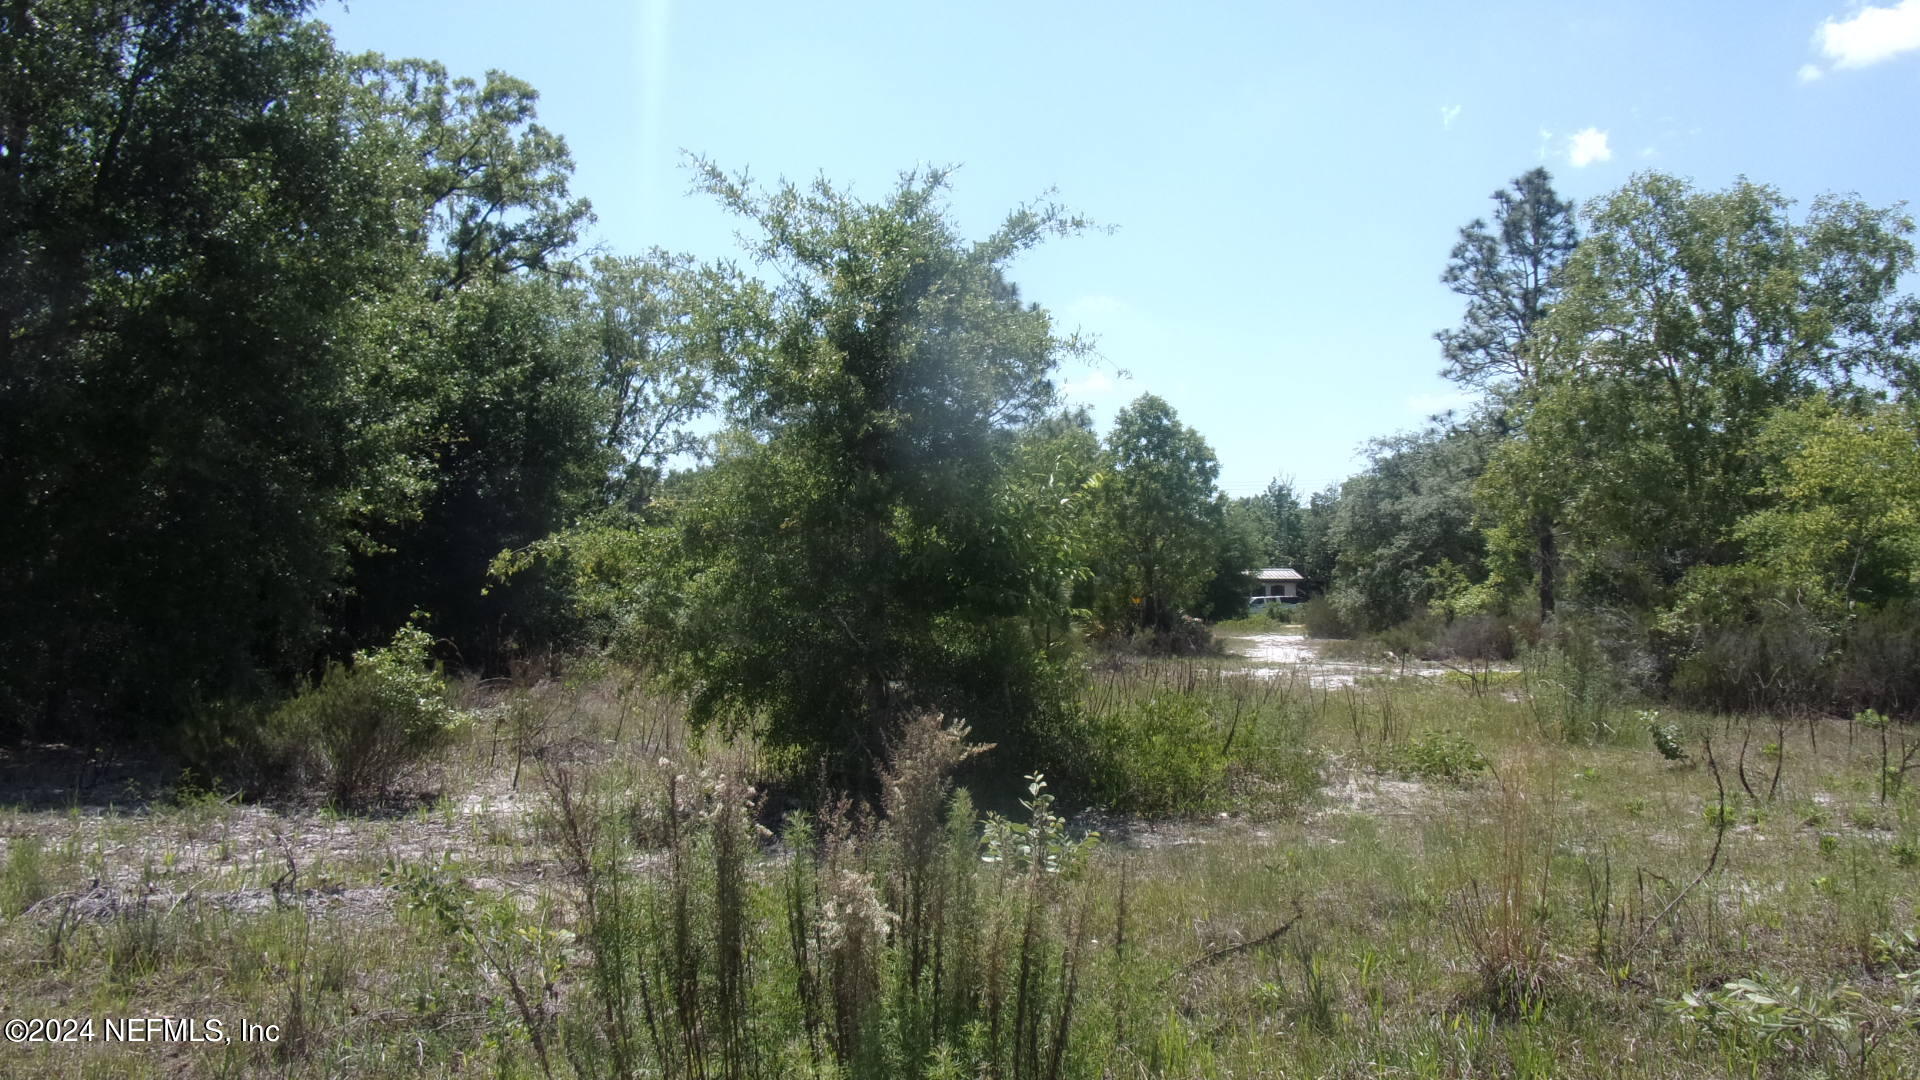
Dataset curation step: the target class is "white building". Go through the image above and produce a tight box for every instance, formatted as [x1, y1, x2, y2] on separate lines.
[1249, 567, 1305, 601]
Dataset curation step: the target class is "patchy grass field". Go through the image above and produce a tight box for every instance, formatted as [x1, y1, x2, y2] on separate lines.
[1, 648, 1916, 1078]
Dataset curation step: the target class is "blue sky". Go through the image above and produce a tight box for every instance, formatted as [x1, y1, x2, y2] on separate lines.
[320, 0, 1920, 498]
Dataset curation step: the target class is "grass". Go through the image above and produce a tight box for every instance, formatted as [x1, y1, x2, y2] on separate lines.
[1209, 614, 1304, 637]
[0, 656, 1915, 1078]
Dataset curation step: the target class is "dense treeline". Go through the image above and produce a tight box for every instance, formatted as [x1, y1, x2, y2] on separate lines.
[1, 1, 644, 737]
[5, 2, 1915, 780]
[0, 1, 1243, 772]
[1287, 167, 1920, 719]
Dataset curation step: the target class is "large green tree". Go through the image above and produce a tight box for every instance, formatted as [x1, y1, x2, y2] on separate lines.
[0, 1, 425, 733]
[1327, 418, 1495, 631]
[1437, 167, 1578, 390]
[1437, 167, 1577, 617]
[336, 55, 606, 668]
[1089, 394, 1227, 633]
[1231, 476, 1307, 569]
[0, 7, 625, 731]
[1480, 173, 1920, 610]
[617, 163, 1089, 771]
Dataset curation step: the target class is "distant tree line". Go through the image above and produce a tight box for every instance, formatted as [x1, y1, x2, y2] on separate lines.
[1283, 167, 1920, 718]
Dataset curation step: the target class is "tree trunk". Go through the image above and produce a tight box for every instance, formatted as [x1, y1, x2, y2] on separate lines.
[1534, 512, 1558, 621]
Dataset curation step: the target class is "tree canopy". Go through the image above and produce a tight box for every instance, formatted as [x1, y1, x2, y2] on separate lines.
[1480, 173, 1920, 608]
[606, 163, 1092, 770]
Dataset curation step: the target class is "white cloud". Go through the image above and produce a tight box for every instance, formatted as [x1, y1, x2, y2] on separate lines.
[1440, 104, 1462, 129]
[1061, 369, 1118, 398]
[1798, 62, 1825, 82]
[1568, 127, 1612, 167]
[1816, 0, 1920, 69]
[1535, 128, 1554, 161]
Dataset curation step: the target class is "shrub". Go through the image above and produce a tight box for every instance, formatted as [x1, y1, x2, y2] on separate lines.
[1300, 596, 1354, 639]
[1663, 564, 1837, 713]
[1436, 614, 1517, 662]
[1661, 976, 1912, 1076]
[1111, 616, 1217, 657]
[1263, 602, 1299, 624]
[268, 624, 469, 804]
[1835, 599, 1920, 718]
[1084, 694, 1227, 814]
[1372, 612, 1444, 659]
[1391, 729, 1490, 783]
[1643, 710, 1689, 762]
[1521, 611, 1646, 743]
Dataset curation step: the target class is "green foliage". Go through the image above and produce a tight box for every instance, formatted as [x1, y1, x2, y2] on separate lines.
[0, 2, 423, 732]
[347, 274, 611, 667]
[1264, 602, 1300, 625]
[336, 54, 615, 668]
[1519, 616, 1638, 743]
[1300, 595, 1355, 639]
[982, 773, 1101, 876]
[1391, 730, 1490, 783]
[1085, 394, 1230, 635]
[1327, 418, 1497, 632]
[1836, 599, 1920, 718]
[267, 624, 470, 804]
[1231, 477, 1309, 569]
[534, 725, 1102, 1080]
[1642, 710, 1689, 762]
[1299, 483, 1343, 592]
[345, 56, 592, 288]
[1736, 401, 1920, 606]
[0, 837, 50, 918]
[1702, 803, 1738, 829]
[596, 162, 1090, 776]
[1434, 168, 1576, 620]
[1081, 696, 1229, 815]
[1480, 174, 1919, 616]
[1437, 167, 1578, 390]
[584, 251, 718, 508]
[1662, 563, 1838, 713]
[386, 854, 567, 1073]
[1198, 494, 1266, 622]
[1004, 408, 1109, 650]
[0, 5, 623, 735]
[1662, 974, 1919, 1075]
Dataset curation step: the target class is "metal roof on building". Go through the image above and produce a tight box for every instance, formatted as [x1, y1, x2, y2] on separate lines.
[1251, 568, 1304, 581]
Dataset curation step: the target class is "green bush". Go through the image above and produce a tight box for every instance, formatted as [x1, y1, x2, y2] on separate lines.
[1836, 598, 1920, 719]
[1264, 602, 1299, 624]
[1372, 611, 1444, 659]
[1301, 596, 1354, 639]
[1521, 613, 1644, 743]
[1391, 729, 1489, 783]
[1084, 694, 1227, 814]
[1107, 617, 1218, 657]
[1664, 565, 1836, 713]
[268, 625, 469, 804]
[1643, 710, 1689, 762]
[1436, 614, 1518, 661]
